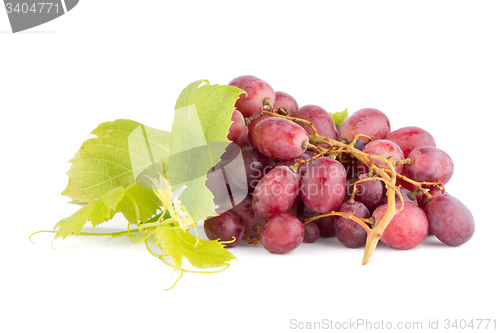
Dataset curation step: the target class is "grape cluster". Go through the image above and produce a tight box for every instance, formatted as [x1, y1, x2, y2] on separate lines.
[204, 75, 475, 260]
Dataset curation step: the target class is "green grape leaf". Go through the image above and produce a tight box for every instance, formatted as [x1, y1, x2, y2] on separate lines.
[155, 227, 237, 270]
[62, 119, 170, 204]
[115, 184, 162, 224]
[54, 187, 127, 239]
[60, 119, 169, 226]
[167, 81, 244, 223]
[330, 108, 349, 126]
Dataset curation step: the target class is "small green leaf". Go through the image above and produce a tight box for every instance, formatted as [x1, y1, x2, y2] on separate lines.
[54, 187, 127, 239]
[155, 227, 236, 270]
[116, 184, 162, 224]
[330, 108, 349, 126]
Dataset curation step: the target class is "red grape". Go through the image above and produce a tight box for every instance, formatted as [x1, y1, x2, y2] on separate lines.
[334, 201, 370, 248]
[226, 146, 274, 190]
[338, 108, 391, 143]
[252, 117, 309, 160]
[274, 91, 299, 116]
[373, 202, 428, 250]
[303, 222, 320, 243]
[204, 210, 245, 248]
[247, 111, 271, 145]
[294, 105, 338, 141]
[351, 173, 384, 209]
[300, 157, 347, 213]
[230, 195, 267, 238]
[252, 166, 301, 219]
[386, 126, 436, 158]
[297, 201, 336, 238]
[206, 148, 248, 211]
[228, 75, 276, 117]
[227, 110, 248, 146]
[425, 193, 474, 246]
[404, 146, 454, 185]
[260, 213, 305, 254]
[357, 139, 405, 175]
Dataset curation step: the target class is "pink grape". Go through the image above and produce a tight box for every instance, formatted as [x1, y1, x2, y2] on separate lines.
[228, 75, 276, 117]
[230, 195, 267, 238]
[294, 105, 338, 141]
[351, 173, 384, 209]
[204, 210, 245, 248]
[404, 146, 454, 185]
[303, 222, 320, 243]
[300, 157, 347, 214]
[373, 202, 428, 250]
[274, 91, 299, 116]
[339, 108, 391, 143]
[247, 111, 272, 144]
[227, 110, 248, 146]
[252, 117, 309, 160]
[357, 139, 405, 175]
[226, 146, 274, 190]
[333, 201, 370, 248]
[425, 193, 474, 246]
[252, 166, 301, 219]
[260, 213, 305, 254]
[386, 126, 436, 158]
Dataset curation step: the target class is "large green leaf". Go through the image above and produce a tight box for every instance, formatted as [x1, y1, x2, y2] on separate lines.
[62, 119, 170, 203]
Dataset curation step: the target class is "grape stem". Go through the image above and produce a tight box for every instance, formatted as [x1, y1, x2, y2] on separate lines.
[304, 212, 372, 234]
[261, 110, 319, 136]
[396, 174, 445, 201]
[348, 175, 404, 205]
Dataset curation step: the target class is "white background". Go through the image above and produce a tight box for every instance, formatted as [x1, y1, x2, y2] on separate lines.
[1, 1, 499, 332]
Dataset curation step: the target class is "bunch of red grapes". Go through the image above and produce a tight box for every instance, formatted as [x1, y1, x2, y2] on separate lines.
[204, 75, 475, 260]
